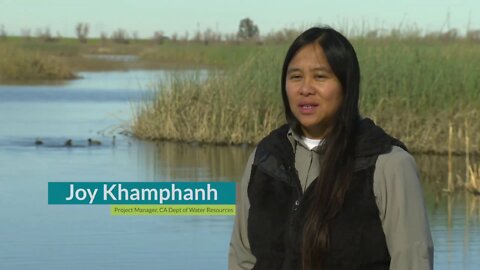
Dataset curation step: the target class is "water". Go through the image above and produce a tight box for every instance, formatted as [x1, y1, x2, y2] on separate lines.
[0, 70, 479, 269]
[82, 54, 139, 62]
[0, 70, 241, 270]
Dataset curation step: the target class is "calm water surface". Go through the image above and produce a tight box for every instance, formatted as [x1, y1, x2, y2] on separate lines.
[0, 70, 478, 269]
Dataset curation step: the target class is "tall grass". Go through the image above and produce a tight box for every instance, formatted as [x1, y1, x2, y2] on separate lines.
[132, 38, 480, 153]
[0, 45, 75, 81]
[133, 49, 284, 144]
[356, 39, 480, 153]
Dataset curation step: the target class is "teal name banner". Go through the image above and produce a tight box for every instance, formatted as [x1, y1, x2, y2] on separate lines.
[48, 182, 236, 205]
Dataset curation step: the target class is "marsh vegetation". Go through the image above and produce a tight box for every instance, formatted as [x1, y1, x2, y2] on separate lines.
[132, 37, 480, 155]
[1, 24, 479, 160]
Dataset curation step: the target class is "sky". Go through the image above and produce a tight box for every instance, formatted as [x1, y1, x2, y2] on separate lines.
[0, 0, 479, 38]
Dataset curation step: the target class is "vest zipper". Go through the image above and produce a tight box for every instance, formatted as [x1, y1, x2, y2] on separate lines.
[292, 199, 300, 211]
[289, 165, 303, 225]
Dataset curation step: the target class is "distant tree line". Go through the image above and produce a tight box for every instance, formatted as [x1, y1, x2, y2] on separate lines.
[1, 17, 480, 45]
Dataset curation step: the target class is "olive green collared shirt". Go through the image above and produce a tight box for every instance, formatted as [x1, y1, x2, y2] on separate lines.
[228, 130, 434, 270]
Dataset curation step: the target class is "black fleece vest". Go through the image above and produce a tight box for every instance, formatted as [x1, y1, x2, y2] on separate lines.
[247, 119, 406, 270]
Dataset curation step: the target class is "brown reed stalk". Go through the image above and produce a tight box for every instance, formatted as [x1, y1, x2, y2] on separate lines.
[446, 121, 454, 192]
[464, 118, 480, 195]
[465, 118, 470, 184]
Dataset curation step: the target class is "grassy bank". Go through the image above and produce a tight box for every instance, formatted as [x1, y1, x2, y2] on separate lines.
[132, 39, 480, 153]
[133, 48, 283, 145]
[356, 39, 480, 153]
[0, 38, 261, 81]
[0, 38, 151, 79]
[0, 45, 75, 81]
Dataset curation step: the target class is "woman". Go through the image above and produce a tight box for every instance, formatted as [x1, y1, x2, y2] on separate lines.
[229, 27, 433, 270]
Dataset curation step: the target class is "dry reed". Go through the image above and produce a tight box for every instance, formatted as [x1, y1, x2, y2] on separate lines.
[132, 50, 284, 145]
[132, 38, 480, 153]
[445, 121, 454, 192]
[0, 45, 75, 81]
[464, 119, 480, 195]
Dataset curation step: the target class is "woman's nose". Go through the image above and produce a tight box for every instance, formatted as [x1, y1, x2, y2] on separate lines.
[299, 78, 314, 96]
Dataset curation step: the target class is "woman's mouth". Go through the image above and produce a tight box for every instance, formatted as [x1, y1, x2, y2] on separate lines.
[298, 104, 318, 114]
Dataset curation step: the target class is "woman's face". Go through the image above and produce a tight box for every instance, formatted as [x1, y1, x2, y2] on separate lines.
[286, 43, 343, 139]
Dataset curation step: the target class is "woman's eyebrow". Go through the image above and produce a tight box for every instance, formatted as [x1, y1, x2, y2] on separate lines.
[287, 66, 331, 73]
[311, 66, 332, 72]
[287, 67, 301, 74]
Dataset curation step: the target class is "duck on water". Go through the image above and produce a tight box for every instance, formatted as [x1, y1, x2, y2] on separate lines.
[88, 138, 101, 146]
[34, 138, 110, 147]
[35, 138, 43, 145]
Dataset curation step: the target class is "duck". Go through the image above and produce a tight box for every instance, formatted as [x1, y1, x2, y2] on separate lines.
[35, 138, 43, 145]
[64, 139, 73, 147]
[88, 138, 102, 145]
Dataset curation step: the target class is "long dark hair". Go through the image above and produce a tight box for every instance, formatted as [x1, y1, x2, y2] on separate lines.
[281, 27, 361, 269]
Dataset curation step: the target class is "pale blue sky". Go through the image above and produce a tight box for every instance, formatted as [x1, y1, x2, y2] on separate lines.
[0, 0, 479, 38]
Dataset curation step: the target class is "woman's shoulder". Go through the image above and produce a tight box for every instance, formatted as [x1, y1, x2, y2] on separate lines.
[376, 145, 416, 172]
[257, 124, 290, 145]
[374, 145, 420, 198]
[373, 145, 423, 221]
[246, 148, 257, 167]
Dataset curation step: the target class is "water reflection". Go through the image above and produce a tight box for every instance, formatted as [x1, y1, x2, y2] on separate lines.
[422, 181, 480, 269]
[136, 140, 253, 182]
[136, 144, 480, 269]
[83, 54, 139, 62]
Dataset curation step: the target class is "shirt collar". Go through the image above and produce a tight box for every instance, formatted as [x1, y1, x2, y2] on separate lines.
[287, 128, 323, 153]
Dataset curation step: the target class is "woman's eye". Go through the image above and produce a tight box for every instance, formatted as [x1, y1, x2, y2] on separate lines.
[289, 75, 302, 80]
[315, 74, 326, 79]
